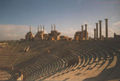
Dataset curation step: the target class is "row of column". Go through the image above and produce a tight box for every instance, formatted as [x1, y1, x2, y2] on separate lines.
[29, 24, 57, 33]
[94, 18, 108, 40]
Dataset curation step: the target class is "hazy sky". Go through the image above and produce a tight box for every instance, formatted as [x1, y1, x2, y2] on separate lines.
[0, 0, 120, 40]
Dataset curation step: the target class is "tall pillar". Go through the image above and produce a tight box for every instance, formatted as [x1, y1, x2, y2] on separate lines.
[99, 20, 102, 40]
[81, 25, 84, 40]
[54, 24, 56, 30]
[85, 24, 87, 40]
[94, 28, 96, 40]
[51, 24, 53, 31]
[40, 24, 42, 31]
[41, 25, 43, 31]
[29, 25, 31, 32]
[43, 25, 45, 32]
[38, 25, 39, 32]
[105, 18, 108, 38]
[96, 23, 98, 39]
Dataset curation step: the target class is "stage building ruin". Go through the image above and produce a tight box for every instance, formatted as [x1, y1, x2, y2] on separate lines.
[25, 18, 119, 41]
[74, 24, 88, 41]
[34, 25, 45, 40]
[25, 26, 34, 41]
[114, 33, 120, 40]
[25, 24, 61, 41]
[60, 35, 72, 41]
[48, 24, 61, 40]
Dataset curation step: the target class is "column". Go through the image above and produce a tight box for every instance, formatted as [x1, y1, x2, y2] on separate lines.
[99, 20, 102, 40]
[105, 18, 108, 38]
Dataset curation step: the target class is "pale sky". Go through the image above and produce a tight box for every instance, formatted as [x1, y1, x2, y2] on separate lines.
[0, 0, 120, 40]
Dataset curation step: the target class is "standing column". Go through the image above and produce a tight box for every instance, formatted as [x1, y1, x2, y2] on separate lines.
[54, 24, 56, 30]
[41, 25, 43, 31]
[43, 25, 45, 32]
[85, 24, 87, 40]
[81, 25, 84, 40]
[51, 24, 53, 31]
[99, 20, 102, 40]
[105, 18, 108, 38]
[40, 24, 42, 31]
[96, 23, 98, 39]
[37, 25, 39, 32]
[29, 25, 31, 32]
[94, 28, 96, 40]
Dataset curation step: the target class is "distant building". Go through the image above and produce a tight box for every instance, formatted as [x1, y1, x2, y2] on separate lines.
[74, 30, 88, 41]
[48, 24, 61, 40]
[43, 34, 49, 40]
[25, 27, 34, 41]
[74, 24, 88, 41]
[114, 33, 120, 40]
[34, 31, 44, 40]
[60, 35, 72, 41]
[34, 25, 44, 40]
[48, 30, 60, 40]
[74, 31, 81, 41]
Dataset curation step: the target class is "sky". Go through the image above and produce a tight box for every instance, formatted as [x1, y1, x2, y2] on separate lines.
[0, 0, 120, 40]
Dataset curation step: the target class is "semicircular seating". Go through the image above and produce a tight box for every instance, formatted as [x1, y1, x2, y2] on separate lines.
[1, 40, 120, 81]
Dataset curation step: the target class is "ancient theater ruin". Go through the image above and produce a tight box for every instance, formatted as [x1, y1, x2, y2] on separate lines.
[0, 18, 120, 81]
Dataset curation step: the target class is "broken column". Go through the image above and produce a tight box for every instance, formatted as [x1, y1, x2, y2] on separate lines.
[99, 20, 102, 40]
[40, 24, 42, 31]
[37, 25, 39, 32]
[96, 23, 98, 39]
[105, 18, 108, 38]
[94, 28, 96, 40]
[51, 24, 53, 31]
[43, 25, 45, 32]
[54, 24, 56, 30]
[29, 25, 31, 32]
[85, 24, 87, 40]
[81, 25, 84, 40]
